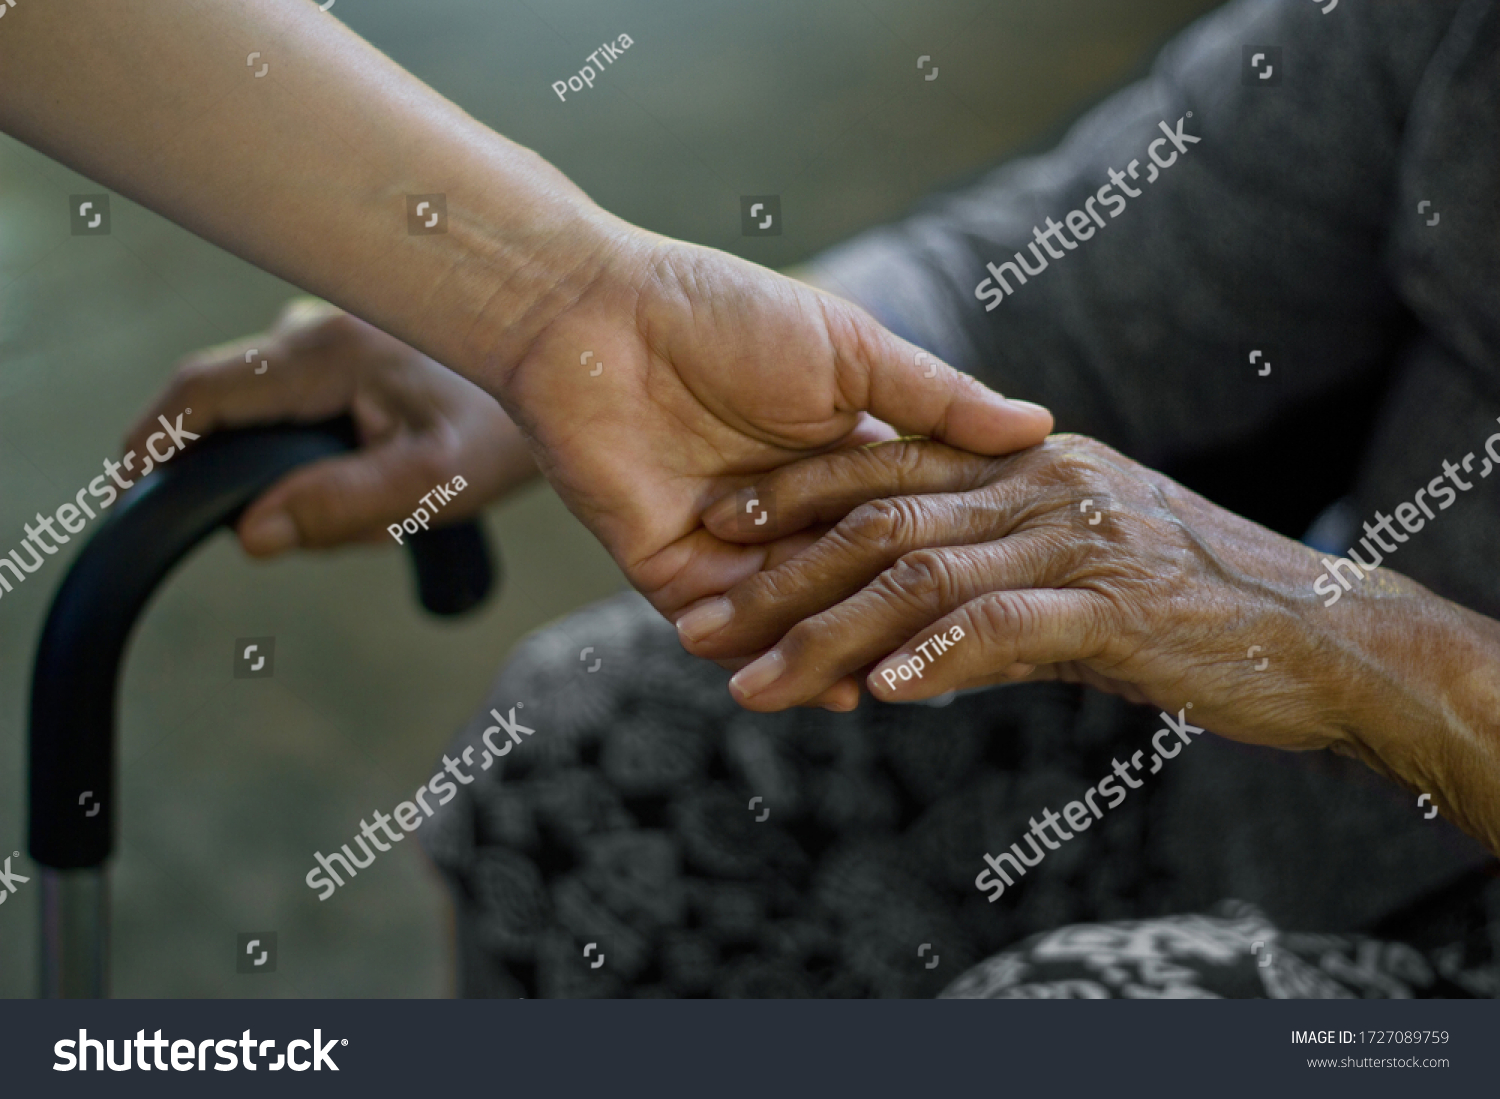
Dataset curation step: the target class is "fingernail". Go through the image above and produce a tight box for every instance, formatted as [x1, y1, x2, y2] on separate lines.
[676, 598, 734, 642]
[241, 511, 298, 554]
[702, 498, 734, 528]
[1005, 399, 1052, 416]
[731, 650, 785, 698]
[703, 490, 754, 531]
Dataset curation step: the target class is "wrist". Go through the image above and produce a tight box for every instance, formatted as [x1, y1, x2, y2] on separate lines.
[398, 142, 633, 380]
[338, 122, 648, 399]
[456, 153, 638, 381]
[1162, 481, 1391, 749]
[1330, 581, 1500, 850]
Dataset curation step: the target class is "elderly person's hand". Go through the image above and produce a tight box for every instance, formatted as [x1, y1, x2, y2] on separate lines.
[124, 299, 534, 555]
[683, 435, 1336, 743]
[678, 436, 1500, 853]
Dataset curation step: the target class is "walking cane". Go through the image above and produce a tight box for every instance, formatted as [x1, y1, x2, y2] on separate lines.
[27, 417, 496, 997]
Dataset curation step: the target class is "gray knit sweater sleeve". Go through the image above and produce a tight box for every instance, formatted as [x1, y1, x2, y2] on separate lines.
[808, 0, 1475, 467]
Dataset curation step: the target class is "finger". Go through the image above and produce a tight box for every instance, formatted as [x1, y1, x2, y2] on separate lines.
[124, 335, 353, 461]
[701, 441, 995, 542]
[814, 678, 864, 711]
[830, 308, 1054, 456]
[837, 413, 899, 449]
[681, 484, 1038, 660]
[1008, 661, 1158, 707]
[867, 589, 1114, 703]
[634, 525, 830, 621]
[710, 650, 862, 712]
[720, 535, 1053, 709]
[236, 434, 469, 555]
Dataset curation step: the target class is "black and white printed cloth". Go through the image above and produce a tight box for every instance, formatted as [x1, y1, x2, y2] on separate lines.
[423, 594, 1498, 999]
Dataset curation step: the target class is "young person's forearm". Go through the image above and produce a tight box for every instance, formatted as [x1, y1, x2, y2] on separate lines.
[1331, 583, 1500, 855]
[0, 0, 620, 386]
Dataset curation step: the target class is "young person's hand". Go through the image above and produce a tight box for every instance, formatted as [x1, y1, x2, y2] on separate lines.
[5, 0, 1053, 620]
[124, 299, 534, 557]
[489, 227, 1053, 623]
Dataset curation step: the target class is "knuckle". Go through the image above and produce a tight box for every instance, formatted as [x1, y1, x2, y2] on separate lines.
[1046, 432, 1109, 457]
[778, 614, 834, 663]
[1059, 458, 1110, 493]
[1045, 534, 1100, 583]
[1038, 434, 1110, 477]
[279, 297, 348, 335]
[410, 441, 459, 488]
[888, 548, 956, 605]
[1104, 600, 1150, 657]
[970, 591, 1025, 640]
[315, 307, 358, 334]
[739, 564, 800, 611]
[413, 451, 447, 488]
[291, 465, 384, 542]
[159, 373, 208, 418]
[171, 357, 215, 393]
[840, 497, 919, 550]
[1025, 437, 1132, 519]
[857, 440, 926, 480]
[285, 487, 344, 545]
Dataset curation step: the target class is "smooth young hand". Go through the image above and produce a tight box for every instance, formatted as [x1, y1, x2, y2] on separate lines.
[489, 228, 1054, 622]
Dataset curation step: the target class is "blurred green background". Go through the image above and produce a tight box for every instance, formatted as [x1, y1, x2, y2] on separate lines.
[0, 0, 1217, 997]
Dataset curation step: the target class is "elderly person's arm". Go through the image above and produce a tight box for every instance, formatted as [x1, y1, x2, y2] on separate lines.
[680, 0, 1500, 845]
[801, 0, 1474, 465]
[683, 436, 1500, 856]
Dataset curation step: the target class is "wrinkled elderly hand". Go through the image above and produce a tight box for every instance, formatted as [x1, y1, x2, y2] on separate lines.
[681, 435, 1376, 751]
[125, 299, 533, 556]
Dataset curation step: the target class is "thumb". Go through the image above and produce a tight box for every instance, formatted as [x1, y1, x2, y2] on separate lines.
[840, 316, 1053, 454]
[236, 440, 467, 555]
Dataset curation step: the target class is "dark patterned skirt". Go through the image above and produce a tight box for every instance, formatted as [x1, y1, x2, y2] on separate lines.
[421, 593, 1500, 998]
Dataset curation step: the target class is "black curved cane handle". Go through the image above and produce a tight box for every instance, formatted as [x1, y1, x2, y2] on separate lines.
[27, 416, 496, 870]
